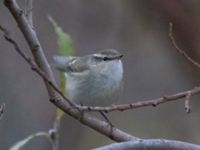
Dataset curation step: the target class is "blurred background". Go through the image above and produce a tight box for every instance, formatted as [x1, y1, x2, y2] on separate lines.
[1, 0, 200, 149]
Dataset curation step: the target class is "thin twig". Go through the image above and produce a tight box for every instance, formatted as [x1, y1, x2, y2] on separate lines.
[169, 22, 200, 69]
[77, 86, 200, 112]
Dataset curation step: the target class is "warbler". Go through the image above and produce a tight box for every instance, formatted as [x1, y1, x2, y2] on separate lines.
[53, 49, 123, 106]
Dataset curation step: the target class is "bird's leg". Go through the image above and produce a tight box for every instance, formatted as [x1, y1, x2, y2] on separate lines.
[99, 110, 114, 132]
[77, 102, 85, 122]
[99, 111, 114, 136]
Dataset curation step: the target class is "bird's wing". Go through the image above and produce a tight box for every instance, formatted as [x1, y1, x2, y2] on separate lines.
[53, 55, 90, 73]
[53, 55, 75, 72]
[68, 56, 90, 73]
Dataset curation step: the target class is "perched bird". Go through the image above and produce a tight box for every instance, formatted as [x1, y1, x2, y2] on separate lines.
[53, 49, 123, 106]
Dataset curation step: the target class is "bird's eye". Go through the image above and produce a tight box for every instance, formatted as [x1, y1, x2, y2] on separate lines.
[94, 55, 111, 61]
[103, 57, 109, 61]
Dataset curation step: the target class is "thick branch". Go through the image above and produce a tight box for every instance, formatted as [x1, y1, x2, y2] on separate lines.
[2, 0, 136, 142]
[25, 0, 33, 27]
[94, 139, 200, 150]
[4, 0, 57, 99]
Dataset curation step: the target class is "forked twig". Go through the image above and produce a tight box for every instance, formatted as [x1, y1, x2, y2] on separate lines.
[169, 22, 200, 113]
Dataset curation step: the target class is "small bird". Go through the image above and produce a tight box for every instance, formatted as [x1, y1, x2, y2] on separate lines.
[53, 49, 123, 106]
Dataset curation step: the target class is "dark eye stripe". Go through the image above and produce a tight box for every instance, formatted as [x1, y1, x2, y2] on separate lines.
[103, 57, 109, 61]
[94, 56, 110, 61]
[94, 55, 118, 61]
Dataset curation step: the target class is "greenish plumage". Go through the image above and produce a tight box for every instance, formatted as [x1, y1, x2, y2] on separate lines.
[53, 49, 123, 106]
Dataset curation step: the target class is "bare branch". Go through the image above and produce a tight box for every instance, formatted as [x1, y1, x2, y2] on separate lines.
[169, 22, 200, 69]
[78, 86, 200, 112]
[4, 0, 59, 100]
[168, 22, 200, 113]
[94, 139, 200, 150]
[25, 0, 33, 27]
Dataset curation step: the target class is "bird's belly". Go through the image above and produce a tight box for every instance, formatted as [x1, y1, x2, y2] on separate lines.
[67, 75, 122, 106]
